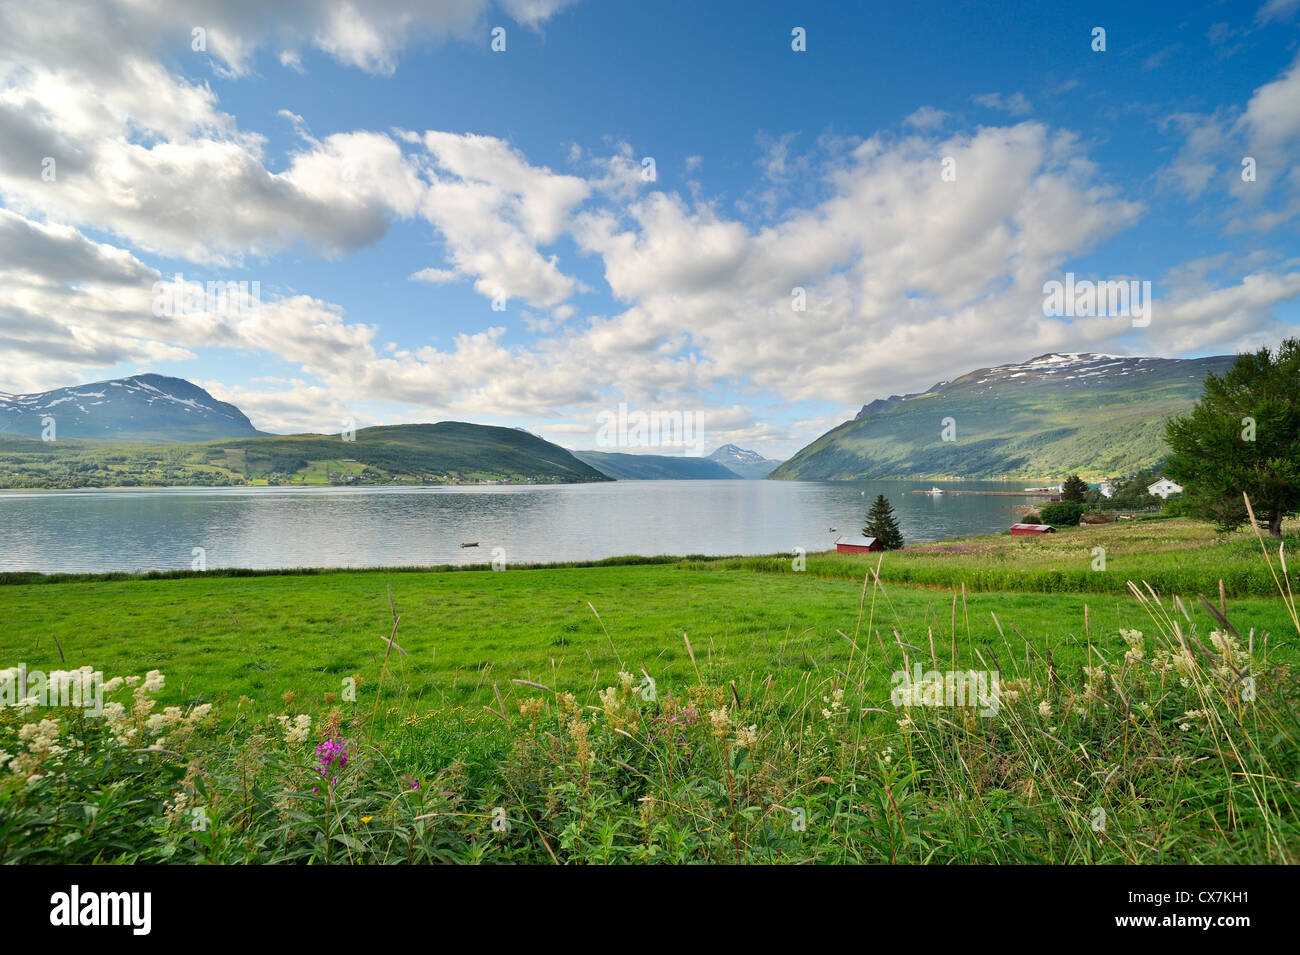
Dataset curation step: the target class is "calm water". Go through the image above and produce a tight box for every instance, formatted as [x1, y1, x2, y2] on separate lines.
[0, 479, 1041, 574]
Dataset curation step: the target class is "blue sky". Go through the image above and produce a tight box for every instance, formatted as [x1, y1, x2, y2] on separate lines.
[1, 0, 1298, 457]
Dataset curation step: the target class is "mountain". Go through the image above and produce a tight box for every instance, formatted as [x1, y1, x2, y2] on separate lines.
[571, 449, 740, 480]
[769, 353, 1237, 481]
[854, 380, 948, 420]
[707, 444, 783, 479]
[0, 420, 609, 488]
[0, 374, 262, 442]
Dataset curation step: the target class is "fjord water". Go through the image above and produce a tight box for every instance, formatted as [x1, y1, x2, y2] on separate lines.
[0, 479, 1040, 574]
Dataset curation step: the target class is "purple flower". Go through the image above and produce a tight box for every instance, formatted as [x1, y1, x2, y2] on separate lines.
[316, 737, 348, 781]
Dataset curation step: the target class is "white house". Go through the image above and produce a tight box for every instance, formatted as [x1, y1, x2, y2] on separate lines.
[1147, 477, 1184, 499]
[1098, 480, 1116, 499]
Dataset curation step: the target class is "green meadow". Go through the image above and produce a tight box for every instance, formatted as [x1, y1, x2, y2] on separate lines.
[1, 518, 1297, 864]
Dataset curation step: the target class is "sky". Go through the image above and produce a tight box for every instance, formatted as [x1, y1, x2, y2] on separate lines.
[1, 0, 1298, 458]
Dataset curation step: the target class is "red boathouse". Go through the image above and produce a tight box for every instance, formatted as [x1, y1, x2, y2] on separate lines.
[835, 534, 884, 553]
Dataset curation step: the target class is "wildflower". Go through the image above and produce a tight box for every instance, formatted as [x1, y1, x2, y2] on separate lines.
[598, 684, 635, 732]
[733, 724, 758, 749]
[879, 745, 894, 764]
[1209, 630, 1249, 679]
[163, 791, 190, 826]
[820, 687, 846, 719]
[142, 670, 165, 694]
[1170, 647, 1197, 687]
[316, 737, 348, 780]
[637, 795, 656, 828]
[518, 697, 545, 720]
[1120, 629, 1145, 664]
[708, 706, 730, 738]
[567, 715, 592, 770]
[278, 714, 312, 745]
[101, 702, 134, 745]
[998, 678, 1033, 704]
[1038, 700, 1053, 719]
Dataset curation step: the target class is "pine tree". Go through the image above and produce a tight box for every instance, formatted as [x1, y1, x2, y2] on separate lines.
[1061, 474, 1088, 503]
[863, 493, 904, 550]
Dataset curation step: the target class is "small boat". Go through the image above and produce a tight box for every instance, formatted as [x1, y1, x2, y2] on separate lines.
[460, 542, 479, 548]
[925, 487, 944, 496]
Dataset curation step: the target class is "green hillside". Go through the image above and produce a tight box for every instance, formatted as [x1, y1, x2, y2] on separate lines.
[770, 353, 1237, 481]
[0, 422, 609, 488]
[571, 449, 740, 480]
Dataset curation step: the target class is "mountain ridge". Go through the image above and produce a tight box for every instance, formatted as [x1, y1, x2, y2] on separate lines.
[769, 352, 1235, 481]
[572, 449, 740, 480]
[0, 374, 263, 442]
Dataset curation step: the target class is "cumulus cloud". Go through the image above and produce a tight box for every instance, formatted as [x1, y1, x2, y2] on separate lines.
[0, 0, 576, 265]
[1161, 49, 1300, 232]
[415, 132, 591, 306]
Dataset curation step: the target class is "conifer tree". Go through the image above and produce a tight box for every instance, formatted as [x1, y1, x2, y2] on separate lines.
[863, 493, 904, 550]
[1061, 475, 1088, 503]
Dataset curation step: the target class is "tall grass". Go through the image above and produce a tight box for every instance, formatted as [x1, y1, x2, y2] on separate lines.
[700, 519, 1300, 598]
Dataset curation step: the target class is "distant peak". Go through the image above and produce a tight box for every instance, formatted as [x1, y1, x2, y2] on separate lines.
[1021, 352, 1127, 365]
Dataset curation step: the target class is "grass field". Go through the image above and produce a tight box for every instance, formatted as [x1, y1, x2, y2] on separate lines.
[1, 518, 1297, 864]
[708, 517, 1300, 597]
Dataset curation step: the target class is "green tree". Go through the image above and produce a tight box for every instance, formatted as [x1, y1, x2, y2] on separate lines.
[863, 493, 904, 550]
[1165, 339, 1300, 538]
[1061, 474, 1088, 503]
[1039, 501, 1086, 528]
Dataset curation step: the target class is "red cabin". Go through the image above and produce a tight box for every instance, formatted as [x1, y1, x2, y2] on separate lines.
[1010, 523, 1056, 535]
[835, 534, 884, 553]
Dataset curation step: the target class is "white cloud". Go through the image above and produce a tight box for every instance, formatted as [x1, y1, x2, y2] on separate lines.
[416, 131, 591, 306]
[972, 92, 1033, 115]
[1161, 49, 1300, 231]
[0, 0, 577, 267]
[904, 106, 948, 130]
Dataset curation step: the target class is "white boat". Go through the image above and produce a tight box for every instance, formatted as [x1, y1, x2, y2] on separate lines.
[925, 487, 944, 495]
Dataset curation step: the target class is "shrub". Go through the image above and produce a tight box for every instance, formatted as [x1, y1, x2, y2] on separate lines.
[1038, 501, 1086, 528]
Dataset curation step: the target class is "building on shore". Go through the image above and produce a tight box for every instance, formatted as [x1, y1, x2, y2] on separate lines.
[835, 534, 884, 553]
[1147, 477, 1184, 499]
